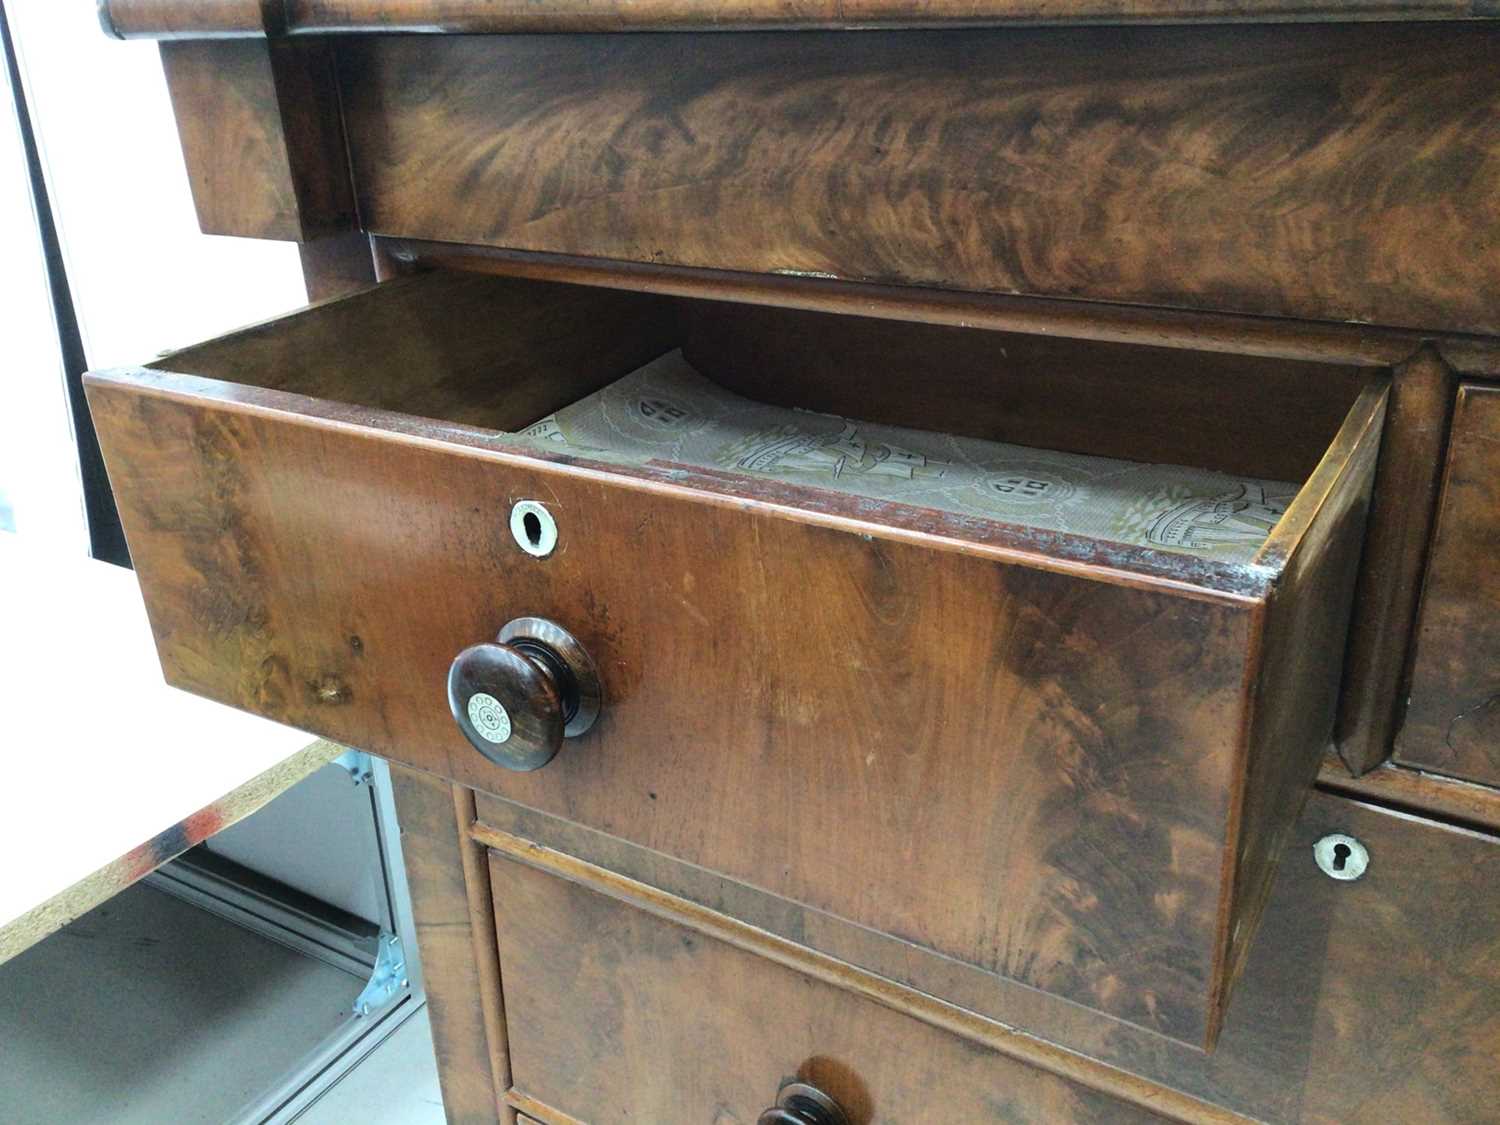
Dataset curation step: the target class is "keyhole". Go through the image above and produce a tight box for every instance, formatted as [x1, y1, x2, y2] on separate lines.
[509, 500, 558, 557]
[1315, 833, 1367, 880]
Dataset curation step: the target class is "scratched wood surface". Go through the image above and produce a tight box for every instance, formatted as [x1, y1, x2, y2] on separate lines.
[338, 25, 1500, 335]
[84, 272, 1380, 1047]
[478, 791, 1500, 1124]
[489, 851, 1166, 1125]
[1395, 384, 1500, 787]
[100, 0, 1500, 36]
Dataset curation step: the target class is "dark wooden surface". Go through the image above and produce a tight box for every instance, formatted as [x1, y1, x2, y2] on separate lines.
[682, 301, 1365, 484]
[478, 791, 1500, 1124]
[101, 0, 280, 38]
[101, 0, 1500, 37]
[388, 765, 507, 1125]
[1334, 348, 1457, 774]
[88, 357, 1251, 1047]
[1220, 381, 1385, 994]
[1395, 383, 1500, 786]
[1318, 752, 1500, 835]
[159, 38, 353, 241]
[89, 3, 1500, 1116]
[488, 849, 1168, 1125]
[339, 25, 1500, 335]
[447, 639, 566, 773]
[153, 271, 674, 428]
[384, 238, 1500, 377]
[298, 232, 379, 303]
[84, 272, 1382, 1047]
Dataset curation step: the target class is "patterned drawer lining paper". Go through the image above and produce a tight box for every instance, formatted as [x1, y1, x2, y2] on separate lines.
[516, 350, 1296, 564]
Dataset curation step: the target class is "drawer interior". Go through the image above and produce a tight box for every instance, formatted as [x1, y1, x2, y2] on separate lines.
[90, 267, 1386, 1048]
[149, 270, 1369, 585]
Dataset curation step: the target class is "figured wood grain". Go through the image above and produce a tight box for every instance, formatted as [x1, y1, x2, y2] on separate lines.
[488, 848, 1170, 1125]
[159, 38, 353, 240]
[83, 273, 1380, 1047]
[90, 362, 1255, 1046]
[340, 25, 1500, 335]
[1394, 384, 1500, 786]
[476, 792, 1500, 1124]
[100, 0, 1500, 37]
[388, 766, 506, 1125]
[1334, 348, 1457, 774]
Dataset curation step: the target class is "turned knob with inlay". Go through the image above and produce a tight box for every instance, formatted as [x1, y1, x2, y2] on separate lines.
[447, 617, 601, 772]
[757, 1082, 851, 1125]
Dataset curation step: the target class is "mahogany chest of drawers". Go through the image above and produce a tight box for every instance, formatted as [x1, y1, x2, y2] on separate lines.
[90, 4, 1500, 1121]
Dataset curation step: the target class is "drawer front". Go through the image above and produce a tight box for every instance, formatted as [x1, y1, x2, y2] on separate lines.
[84, 271, 1381, 1048]
[488, 848, 1164, 1125]
[339, 25, 1500, 336]
[1396, 383, 1500, 783]
[467, 788, 1500, 1125]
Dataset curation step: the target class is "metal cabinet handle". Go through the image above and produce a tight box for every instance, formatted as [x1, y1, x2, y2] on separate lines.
[758, 1081, 852, 1125]
[446, 616, 601, 771]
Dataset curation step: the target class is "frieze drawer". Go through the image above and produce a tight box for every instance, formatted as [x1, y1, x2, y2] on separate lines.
[84, 269, 1385, 1048]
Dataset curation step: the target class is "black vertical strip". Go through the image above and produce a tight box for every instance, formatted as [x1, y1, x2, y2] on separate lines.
[0, 0, 129, 566]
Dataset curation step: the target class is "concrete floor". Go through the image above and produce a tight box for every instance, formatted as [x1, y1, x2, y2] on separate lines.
[0, 881, 446, 1125]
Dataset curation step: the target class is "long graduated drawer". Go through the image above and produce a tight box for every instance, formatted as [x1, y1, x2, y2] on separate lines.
[84, 269, 1384, 1048]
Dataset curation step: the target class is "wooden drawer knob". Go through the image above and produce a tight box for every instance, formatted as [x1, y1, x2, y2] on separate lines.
[758, 1082, 851, 1125]
[446, 617, 601, 772]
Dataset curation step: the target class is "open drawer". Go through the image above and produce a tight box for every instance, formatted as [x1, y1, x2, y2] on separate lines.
[85, 270, 1385, 1049]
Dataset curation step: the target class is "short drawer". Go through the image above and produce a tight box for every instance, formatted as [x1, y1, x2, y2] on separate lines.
[85, 269, 1383, 1048]
[470, 787, 1500, 1125]
[488, 846, 1166, 1125]
[1395, 383, 1500, 784]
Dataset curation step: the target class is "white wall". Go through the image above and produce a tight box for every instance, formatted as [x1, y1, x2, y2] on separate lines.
[1, 0, 307, 549]
[1, 7, 371, 910]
